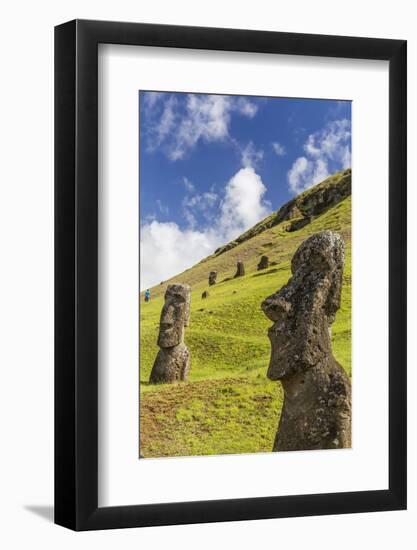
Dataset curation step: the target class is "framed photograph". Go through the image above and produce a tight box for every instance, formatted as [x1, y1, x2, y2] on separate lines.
[55, 19, 406, 530]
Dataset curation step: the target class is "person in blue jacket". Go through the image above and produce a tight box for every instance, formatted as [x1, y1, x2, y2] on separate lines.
[144, 289, 151, 303]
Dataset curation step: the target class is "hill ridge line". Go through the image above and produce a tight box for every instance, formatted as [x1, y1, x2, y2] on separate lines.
[211, 168, 351, 258]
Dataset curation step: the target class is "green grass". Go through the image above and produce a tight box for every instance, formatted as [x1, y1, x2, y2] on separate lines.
[140, 189, 351, 458]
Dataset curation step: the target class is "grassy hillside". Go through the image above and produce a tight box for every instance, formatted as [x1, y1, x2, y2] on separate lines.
[140, 172, 351, 458]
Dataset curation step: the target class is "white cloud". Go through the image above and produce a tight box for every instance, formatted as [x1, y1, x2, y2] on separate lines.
[272, 142, 286, 156]
[287, 119, 351, 194]
[241, 141, 264, 168]
[144, 93, 259, 160]
[148, 95, 177, 150]
[156, 199, 169, 216]
[235, 97, 258, 118]
[182, 191, 219, 229]
[182, 176, 195, 193]
[140, 222, 216, 290]
[140, 167, 270, 289]
[304, 119, 351, 162]
[218, 167, 270, 241]
[288, 157, 329, 195]
[143, 91, 163, 110]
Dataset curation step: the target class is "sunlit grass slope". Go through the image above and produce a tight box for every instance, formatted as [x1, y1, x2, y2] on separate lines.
[140, 176, 351, 458]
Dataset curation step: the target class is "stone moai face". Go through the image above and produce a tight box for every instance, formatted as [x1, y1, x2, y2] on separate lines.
[261, 231, 345, 380]
[157, 284, 191, 348]
[208, 271, 217, 286]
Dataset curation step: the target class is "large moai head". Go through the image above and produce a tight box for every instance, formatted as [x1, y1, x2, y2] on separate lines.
[261, 231, 345, 381]
[157, 284, 191, 348]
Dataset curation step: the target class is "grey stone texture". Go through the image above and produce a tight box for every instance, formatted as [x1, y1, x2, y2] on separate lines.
[262, 230, 351, 451]
[149, 284, 191, 383]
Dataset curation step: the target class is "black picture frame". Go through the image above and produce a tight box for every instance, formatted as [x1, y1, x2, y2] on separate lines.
[55, 19, 407, 531]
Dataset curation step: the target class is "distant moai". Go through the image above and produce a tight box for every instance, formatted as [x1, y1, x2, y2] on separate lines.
[261, 231, 351, 451]
[208, 271, 217, 286]
[257, 255, 269, 270]
[234, 261, 245, 278]
[202, 290, 209, 299]
[149, 284, 191, 384]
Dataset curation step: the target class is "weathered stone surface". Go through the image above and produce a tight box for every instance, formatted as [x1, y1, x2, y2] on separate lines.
[202, 290, 209, 299]
[285, 215, 312, 233]
[257, 255, 269, 270]
[149, 284, 191, 384]
[156, 284, 190, 348]
[234, 261, 245, 278]
[208, 271, 217, 286]
[261, 230, 351, 451]
[149, 343, 190, 384]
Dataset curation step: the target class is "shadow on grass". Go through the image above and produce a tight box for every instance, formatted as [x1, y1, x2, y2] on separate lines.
[251, 268, 280, 278]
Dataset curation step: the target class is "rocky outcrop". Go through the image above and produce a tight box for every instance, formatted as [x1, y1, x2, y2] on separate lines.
[257, 255, 269, 270]
[261, 230, 351, 451]
[285, 216, 312, 233]
[234, 261, 245, 278]
[149, 284, 191, 384]
[208, 271, 217, 286]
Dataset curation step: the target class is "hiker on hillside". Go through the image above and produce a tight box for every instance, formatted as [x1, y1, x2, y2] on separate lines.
[144, 289, 151, 303]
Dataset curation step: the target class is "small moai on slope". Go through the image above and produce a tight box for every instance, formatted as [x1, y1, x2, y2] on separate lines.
[234, 261, 245, 278]
[257, 255, 269, 270]
[208, 271, 217, 286]
[202, 290, 209, 299]
[261, 231, 351, 451]
[149, 284, 191, 384]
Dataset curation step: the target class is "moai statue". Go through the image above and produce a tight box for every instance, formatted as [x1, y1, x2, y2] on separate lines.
[261, 231, 351, 451]
[208, 271, 217, 286]
[202, 290, 209, 299]
[234, 261, 245, 278]
[149, 284, 191, 384]
[257, 255, 269, 270]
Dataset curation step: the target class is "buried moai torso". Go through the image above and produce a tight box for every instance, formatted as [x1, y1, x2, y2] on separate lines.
[208, 271, 217, 286]
[261, 231, 351, 451]
[257, 255, 269, 270]
[149, 284, 191, 384]
[234, 261, 245, 278]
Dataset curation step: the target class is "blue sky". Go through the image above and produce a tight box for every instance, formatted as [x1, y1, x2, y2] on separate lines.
[139, 91, 351, 290]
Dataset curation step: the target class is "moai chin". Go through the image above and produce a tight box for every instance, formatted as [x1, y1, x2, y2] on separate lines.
[234, 261, 245, 278]
[149, 284, 191, 384]
[257, 255, 269, 270]
[208, 271, 217, 286]
[261, 231, 351, 451]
